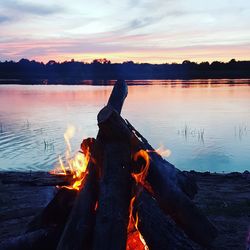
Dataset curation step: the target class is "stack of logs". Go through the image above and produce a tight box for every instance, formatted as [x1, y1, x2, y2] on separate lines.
[1, 80, 217, 250]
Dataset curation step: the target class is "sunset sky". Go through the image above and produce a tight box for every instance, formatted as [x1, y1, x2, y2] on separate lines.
[0, 0, 250, 63]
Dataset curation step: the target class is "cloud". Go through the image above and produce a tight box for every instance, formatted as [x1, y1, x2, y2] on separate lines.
[1, 34, 249, 63]
[0, 0, 249, 62]
[1, 0, 63, 16]
[0, 16, 11, 23]
[128, 18, 152, 30]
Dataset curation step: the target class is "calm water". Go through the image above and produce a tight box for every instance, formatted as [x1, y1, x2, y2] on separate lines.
[0, 80, 250, 172]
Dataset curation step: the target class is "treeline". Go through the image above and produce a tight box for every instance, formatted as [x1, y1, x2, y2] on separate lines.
[0, 58, 250, 84]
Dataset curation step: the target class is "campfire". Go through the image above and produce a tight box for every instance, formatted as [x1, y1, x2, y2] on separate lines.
[1, 80, 217, 250]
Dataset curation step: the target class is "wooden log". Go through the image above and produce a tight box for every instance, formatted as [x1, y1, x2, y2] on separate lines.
[0, 171, 71, 186]
[57, 162, 99, 250]
[107, 79, 128, 115]
[97, 106, 217, 247]
[0, 227, 61, 250]
[98, 105, 197, 199]
[93, 142, 132, 250]
[134, 189, 194, 250]
[26, 187, 77, 232]
[126, 119, 198, 199]
[146, 154, 217, 246]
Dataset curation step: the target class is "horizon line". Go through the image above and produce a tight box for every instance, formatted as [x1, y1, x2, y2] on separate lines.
[1, 58, 250, 65]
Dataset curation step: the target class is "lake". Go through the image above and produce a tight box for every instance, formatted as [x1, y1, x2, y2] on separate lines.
[0, 80, 250, 173]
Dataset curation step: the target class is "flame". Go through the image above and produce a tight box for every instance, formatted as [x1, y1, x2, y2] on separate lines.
[50, 125, 90, 191]
[126, 149, 153, 249]
[127, 196, 148, 250]
[64, 125, 75, 152]
[127, 197, 136, 233]
[132, 146, 170, 186]
[154, 144, 171, 157]
[132, 149, 150, 185]
[94, 201, 99, 211]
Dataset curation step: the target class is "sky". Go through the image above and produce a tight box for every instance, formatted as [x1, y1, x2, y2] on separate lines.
[0, 0, 250, 63]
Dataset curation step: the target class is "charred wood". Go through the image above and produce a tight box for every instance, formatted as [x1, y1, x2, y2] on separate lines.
[125, 119, 198, 199]
[93, 142, 132, 250]
[97, 105, 217, 246]
[134, 189, 195, 250]
[57, 162, 99, 250]
[98, 105, 197, 198]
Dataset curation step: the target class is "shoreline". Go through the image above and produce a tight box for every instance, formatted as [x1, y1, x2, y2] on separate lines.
[0, 78, 250, 85]
[0, 171, 249, 249]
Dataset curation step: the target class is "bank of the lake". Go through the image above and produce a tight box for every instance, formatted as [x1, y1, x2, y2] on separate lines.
[0, 171, 249, 250]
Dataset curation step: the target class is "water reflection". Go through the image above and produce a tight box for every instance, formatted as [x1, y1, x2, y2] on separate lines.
[0, 80, 250, 172]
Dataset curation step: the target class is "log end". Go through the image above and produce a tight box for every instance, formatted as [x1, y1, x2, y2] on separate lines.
[107, 79, 128, 115]
[97, 105, 115, 125]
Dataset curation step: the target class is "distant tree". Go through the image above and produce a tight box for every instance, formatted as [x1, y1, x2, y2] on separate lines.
[0, 58, 250, 82]
[92, 58, 111, 64]
[47, 60, 57, 65]
[19, 58, 30, 64]
[229, 59, 236, 64]
[123, 61, 134, 64]
[200, 61, 210, 66]
[199, 61, 210, 70]
[182, 60, 191, 64]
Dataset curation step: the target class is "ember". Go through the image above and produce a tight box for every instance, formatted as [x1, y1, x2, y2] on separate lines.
[1, 80, 218, 250]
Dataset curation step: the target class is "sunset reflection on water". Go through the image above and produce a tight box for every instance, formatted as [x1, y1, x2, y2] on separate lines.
[0, 80, 249, 172]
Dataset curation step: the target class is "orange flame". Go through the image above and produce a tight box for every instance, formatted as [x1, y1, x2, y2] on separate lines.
[127, 196, 148, 250]
[126, 149, 152, 249]
[50, 125, 90, 191]
[132, 149, 150, 185]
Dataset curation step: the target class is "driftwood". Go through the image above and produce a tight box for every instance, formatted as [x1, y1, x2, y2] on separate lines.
[0, 171, 70, 186]
[134, 189, 194, 250]
[57, 162, 98, 250]
[93, 142, 132, 250]
[97, 106, 217, 247]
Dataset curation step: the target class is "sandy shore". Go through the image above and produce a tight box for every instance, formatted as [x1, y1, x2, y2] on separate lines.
[0, 171, 249, 249]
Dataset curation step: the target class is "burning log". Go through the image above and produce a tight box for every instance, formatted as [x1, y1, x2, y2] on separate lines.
[93, 142, 132, 250]
[146, 162, 218, 246]
[97, 96, 217, 246]
[98, 105, 197, 199]
[134, 189, 194, 250]
[126, 119, 198, 199]
[57, 162, 99, 250]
